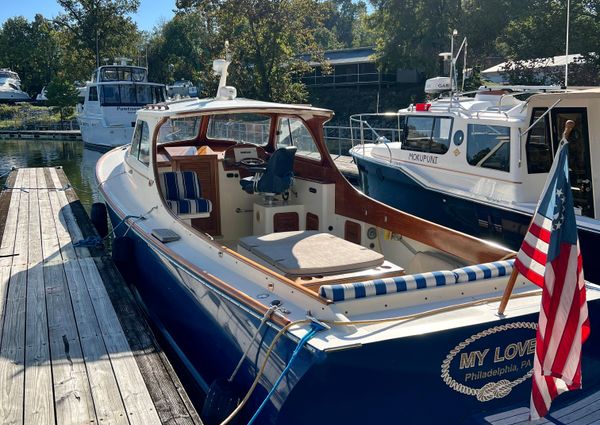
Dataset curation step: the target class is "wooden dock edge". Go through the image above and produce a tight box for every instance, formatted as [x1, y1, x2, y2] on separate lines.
[54, 168, 203, 425]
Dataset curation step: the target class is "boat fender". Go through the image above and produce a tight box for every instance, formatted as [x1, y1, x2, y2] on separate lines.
[112, 236, 134, 264]
[90, 202, 109, 238]
[201, 378, 241, 425]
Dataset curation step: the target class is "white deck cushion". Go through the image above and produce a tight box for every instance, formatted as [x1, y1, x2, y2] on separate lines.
[238, 231, 384, 276]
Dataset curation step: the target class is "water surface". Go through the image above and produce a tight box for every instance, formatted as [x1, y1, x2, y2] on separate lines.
[0, 139, 104, 211]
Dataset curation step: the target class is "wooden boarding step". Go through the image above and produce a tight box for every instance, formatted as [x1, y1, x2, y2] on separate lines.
[0, 167, 202, 425]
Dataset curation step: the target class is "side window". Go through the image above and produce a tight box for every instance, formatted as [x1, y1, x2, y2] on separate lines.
[130, 120, 143, 158]
[526, 108, 553, 173]
[401, 116, 451, 154]
[467, 124, 511, 172]
[138, 121, 151, 165]
[130, 120, 150, 165]
[277, 117, 321, 161]
[88, 86, 98, 101]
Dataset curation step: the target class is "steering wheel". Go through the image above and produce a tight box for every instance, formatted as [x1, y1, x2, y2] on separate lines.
[240, 157, 266, 167]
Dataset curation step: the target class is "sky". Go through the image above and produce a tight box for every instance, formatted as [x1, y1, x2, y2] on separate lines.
[0, 0, 176, 32]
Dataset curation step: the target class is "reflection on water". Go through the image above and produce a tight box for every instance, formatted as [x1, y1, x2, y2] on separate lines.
[0, 139, 104, 211]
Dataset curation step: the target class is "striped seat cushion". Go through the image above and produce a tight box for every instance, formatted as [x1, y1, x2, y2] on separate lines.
[319, 270, 456, 302]
[161, 171, 202, 201]
[452, 260, 514, 283]
[166, 198, 212, 215]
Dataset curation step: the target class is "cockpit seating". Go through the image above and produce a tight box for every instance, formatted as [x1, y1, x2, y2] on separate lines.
[240, 146, 297, 201]
[160, 171, 212, 219]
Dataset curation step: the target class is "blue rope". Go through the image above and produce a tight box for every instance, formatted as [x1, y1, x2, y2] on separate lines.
[247, 323, 324, 425]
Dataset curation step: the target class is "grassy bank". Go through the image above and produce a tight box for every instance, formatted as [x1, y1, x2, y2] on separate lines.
[0, 104, 76, 130]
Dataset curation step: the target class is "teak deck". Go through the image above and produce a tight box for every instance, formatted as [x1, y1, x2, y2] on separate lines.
[0, 167, 202, 425]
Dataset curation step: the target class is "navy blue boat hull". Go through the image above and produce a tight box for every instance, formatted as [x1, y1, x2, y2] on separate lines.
[355, 156, 600, 284]
[107, 204, 600, 424]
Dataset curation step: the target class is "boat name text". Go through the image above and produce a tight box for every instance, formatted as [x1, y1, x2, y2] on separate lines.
[408, 152, 438, 164]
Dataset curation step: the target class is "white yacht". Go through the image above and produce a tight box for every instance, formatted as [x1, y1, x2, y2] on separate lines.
[77, 59, 166, 149]
[0, 69, 30, 103]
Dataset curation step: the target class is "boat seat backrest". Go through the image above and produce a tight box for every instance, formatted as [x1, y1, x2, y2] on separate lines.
[319, 259, 515, 302]
[161, 171, 202, 201]
[159, 171, 212, 217]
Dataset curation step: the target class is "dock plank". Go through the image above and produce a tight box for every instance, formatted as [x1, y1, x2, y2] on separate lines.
[0, 169, 30, 425]
[24, 168, 55, 425]
[38, 168, 98, 425]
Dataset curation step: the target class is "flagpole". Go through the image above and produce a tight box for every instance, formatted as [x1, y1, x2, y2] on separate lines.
[565, 0, 571, 87]
[498, 120, 576, 315]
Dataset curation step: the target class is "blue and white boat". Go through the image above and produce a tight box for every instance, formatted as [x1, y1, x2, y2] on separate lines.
[96, 57, 600, 424]
[350, 84, 600, 285]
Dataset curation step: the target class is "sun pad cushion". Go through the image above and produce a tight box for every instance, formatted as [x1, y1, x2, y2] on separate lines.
[238, 230, 384, 276]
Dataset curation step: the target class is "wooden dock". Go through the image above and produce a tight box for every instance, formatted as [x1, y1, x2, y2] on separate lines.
[0, 130, 82, 141]
[0, 167, 202, 425]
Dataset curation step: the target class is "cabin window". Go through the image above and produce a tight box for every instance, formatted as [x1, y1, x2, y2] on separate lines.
[277, 117, 321, 161]
[130, 120, 151, 165]
[88, 86, 98, 102]
[526, 108, 553, 174]
[467, 124, 510, 172]
[206, 113, 271, 146]
[401, 116, 452, 154]
[100, 84, 165, 106]
[158, 117, 201, 144]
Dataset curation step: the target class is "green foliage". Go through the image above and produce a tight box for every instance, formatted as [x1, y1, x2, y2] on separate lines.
[54, 0, 142, 79]
[0, 15, 60, 95]
[46, 74, 80, 120]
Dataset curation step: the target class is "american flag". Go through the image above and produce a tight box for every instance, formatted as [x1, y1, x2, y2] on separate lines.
[514, 140, 590, 419]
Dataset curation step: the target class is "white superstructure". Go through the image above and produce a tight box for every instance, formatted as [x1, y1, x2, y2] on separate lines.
[77, 60, 166, 149]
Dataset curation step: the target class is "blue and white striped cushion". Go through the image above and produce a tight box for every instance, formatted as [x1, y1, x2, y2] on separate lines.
[166, 198, 212, 215]
[452, 260, 514, 283]
[161, 171, 202, 201]
[319, 270, 456, 302]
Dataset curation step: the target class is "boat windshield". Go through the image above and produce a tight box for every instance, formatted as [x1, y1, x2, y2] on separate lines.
[0, 71, 17, 81]
[100, 67, 147, 82]
[157, 117, 202, 144]
[100, 84, 166, 106]
[206, 113, 271, 146]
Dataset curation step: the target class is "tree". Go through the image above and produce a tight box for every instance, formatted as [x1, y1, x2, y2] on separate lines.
[46, 74, 80, 122]
[175, 0, 328, 103]
[0, 15, 60, 95]
[54, 0, 142, 73]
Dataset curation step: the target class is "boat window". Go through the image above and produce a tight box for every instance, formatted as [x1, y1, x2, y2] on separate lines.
[100, 84, 165, 106]
[138, 121, 151, 165]
[467, 124, 510, 172]
[206, 113, 271, 146]
[130, 120, 143, 158]
[88, 86, 98, 102]
[526, 108, 553, 174]
[401, 116, 451, 154]
[158, 117, 201, 144]
[277, 117, 321, 161]
[132, 68, 146, 82]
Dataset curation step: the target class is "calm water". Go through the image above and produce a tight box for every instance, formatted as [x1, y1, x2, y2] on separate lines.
[0, 139, 104, 211]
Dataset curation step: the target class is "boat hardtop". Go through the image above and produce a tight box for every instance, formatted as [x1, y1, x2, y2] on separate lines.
[96, 58, 600, 424]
